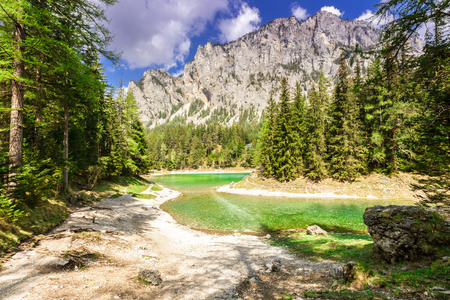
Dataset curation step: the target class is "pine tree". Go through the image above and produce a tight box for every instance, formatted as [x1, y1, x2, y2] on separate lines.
[328, 56, 368, 180]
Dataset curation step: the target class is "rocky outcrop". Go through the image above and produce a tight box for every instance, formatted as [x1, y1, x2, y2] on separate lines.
[129, 11, 423, 127]
[363, 205, 450, 263]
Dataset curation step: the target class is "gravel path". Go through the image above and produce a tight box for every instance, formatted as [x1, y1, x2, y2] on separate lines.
[0, 185, 335, 299]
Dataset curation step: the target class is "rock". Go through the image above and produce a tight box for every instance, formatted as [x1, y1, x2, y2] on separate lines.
[329, 262, 355, 282]
[138, 268, 162, 285]
[248, 276, 262, 283]
[363, 205, 450, 263]
[265, 234, 271, 239]
[265, 259, 282, 272]
[431, 286, 446, 292]
[306, 225, 327, 235]
[55, 258, 70, 268]
[329, 264, 343, 278]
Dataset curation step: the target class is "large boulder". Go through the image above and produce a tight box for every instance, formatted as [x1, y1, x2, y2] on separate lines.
[363, 205, 450, 263]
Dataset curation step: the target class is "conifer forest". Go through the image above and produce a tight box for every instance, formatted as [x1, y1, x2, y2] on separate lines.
[0, 0, 449, 242]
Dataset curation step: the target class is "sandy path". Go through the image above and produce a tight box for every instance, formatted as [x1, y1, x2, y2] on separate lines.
[217, 183, 378, 199]
[0, 185, 337, 299]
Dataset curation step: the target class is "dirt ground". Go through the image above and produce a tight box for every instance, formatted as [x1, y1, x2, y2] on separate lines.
[234, 171, 424, 200]
[0, 185, 339, 300]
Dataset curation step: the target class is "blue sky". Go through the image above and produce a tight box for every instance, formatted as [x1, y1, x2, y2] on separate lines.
[102, 0, 384, 87]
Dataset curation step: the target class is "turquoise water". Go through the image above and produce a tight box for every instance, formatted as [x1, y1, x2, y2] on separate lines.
[151, 173, 414, 233]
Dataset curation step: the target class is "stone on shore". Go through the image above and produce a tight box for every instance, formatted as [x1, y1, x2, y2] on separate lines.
[138, 268, 162, 285]
[306, 225, 327, 235]
[363, 205, 450, 263]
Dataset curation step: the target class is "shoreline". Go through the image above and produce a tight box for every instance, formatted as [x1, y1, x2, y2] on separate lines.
[149, 168, 254, 176]
[216, 184, 378, 199]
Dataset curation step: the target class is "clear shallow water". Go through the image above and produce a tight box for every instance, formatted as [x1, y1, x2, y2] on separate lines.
[151, 173, 414, 233]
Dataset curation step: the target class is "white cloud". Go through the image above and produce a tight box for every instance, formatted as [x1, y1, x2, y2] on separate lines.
[356, 9, 374, 22]
[320, 6, 343, 17]
[291, 4, 309, 21]
[171, 68, 185, 78]
[106, 0, 228, 69]
[218, 3, 261, 43]
[355, 9, 392, 29]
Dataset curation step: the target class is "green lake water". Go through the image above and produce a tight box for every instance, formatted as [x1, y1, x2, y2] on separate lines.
[151, 173, 414, 233]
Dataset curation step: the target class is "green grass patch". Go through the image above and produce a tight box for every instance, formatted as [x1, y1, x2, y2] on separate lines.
[132, 194, 156, 199]
[93, 176, 148, 197]
[127, 181, 149, 194]
[274, 232, 450, 298]
[151, 184, 162, 191]
[109, 193, 123, 198]
[272, 232, 374, 262]
[0, 198, 69, 256]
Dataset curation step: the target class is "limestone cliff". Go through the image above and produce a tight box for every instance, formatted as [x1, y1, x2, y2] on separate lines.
[129, 11, 422, 127]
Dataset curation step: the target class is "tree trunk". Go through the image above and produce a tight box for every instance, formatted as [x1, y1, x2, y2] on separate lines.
[35, 69, 43, 145]
[8, 22, 25, 188]
[63, 101, 69, 192]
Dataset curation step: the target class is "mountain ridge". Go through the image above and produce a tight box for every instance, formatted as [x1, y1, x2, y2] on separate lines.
[129, 11, 422, 127]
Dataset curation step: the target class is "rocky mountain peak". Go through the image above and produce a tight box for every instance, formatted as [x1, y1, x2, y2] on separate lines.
[128, 11, 421, 128]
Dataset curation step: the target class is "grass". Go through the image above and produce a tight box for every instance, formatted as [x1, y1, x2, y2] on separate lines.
[151, 184, 162, 191]
[0, 197, 69, 256]
[132, 194, 156, 199]
[92, 176, 149, 197]
[127, 181, 149, 194]
[273, 232, 450, 298]
[109, 193, 123, 198]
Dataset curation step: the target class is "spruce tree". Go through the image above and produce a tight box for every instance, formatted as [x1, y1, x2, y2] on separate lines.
[292, 82, 308, 175]
[304, 73, 329, 180]
[272, 78, 301, 181]
[328, 56, 368, 180]
[258, 95, 277, 177]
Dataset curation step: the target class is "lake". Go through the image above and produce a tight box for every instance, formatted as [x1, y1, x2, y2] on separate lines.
[151, 173, 414, 233]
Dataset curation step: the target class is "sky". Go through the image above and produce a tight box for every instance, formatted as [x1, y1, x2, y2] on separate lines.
[101, 0, 387, 87]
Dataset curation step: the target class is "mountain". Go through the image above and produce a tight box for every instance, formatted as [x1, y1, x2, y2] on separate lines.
[128, 11, 423, 127]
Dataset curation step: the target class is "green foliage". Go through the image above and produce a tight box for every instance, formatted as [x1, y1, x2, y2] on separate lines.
[274, 231, 450, 298]
[272, 78, 302, 181]
[0, 193, 27, 222]
[151, 184, 163, 191]
[304, 73, 330, 180]
[132, 194, 156, 199]
[146, 122, 261, 170]
[0, 0, 151, 235]
[328, 56, 368, 180]
[259, 95, 278, 177]
[188, 99, 204, 116]
[126, 178, 149, 194]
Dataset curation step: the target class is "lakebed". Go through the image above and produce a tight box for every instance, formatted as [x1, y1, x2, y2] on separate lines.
[150, 173, 415, 234]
